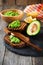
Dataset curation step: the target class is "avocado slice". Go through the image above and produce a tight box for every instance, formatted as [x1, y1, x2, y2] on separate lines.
[27, 20, 40, 36]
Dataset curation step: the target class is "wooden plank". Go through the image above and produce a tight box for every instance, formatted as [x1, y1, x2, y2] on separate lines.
[3, 49, 19, 65]
[0, 0, 2, 6]
[5, 0, 15, 6]
[16, 0, 28, 6]
[40, 0, 43, 3]
[18, 56, 32, 65]
[32, 57, 43, 65]
[16, 0, 41, 6]
[0, 18, 6, 65]
[3, 49, 32, 65]
[27, 0, 40, 5]
[0, 36, 5, 65]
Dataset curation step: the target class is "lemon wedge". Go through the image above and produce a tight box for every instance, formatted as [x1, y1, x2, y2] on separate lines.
[24, 16, 36, 23]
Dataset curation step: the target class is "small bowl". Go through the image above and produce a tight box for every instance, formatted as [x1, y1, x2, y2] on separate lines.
[0, 9, 24, 23]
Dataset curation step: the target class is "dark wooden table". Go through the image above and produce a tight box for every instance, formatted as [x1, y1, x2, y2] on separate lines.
[0, 5, 43, 65]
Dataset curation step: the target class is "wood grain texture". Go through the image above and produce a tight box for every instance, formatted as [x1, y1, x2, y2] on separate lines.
[5, 0, 15, 6]
[3, 48, 32, 65]
[0, 0, 2, 5]
[16, 0, 41, 5]
[32, 57, 43, 65]
[3, 48, 19, 65]
[41, 0, 43, 3]
[16, 0, 28, 6]
[0, 19, 6, 65]
[18, 56, 32, 65]
[0, 7, 5, 65]
[27, 0, 40, 4]
[0, 32, 5, 65]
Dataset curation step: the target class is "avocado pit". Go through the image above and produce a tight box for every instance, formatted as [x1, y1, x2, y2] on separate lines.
[30, 23, 37, 33]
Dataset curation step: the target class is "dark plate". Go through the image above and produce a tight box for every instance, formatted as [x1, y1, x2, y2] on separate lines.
[4, 27, 43, 57]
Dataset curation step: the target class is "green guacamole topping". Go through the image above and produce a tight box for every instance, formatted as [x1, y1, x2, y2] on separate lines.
[4, 11, 19, 16]
[9, 35, 20, 43]
[8, 20, 21, 28]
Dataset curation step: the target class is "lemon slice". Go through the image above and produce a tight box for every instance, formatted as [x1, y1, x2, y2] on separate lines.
[24, 16, 33, 23]
[24, 16, 36, 23]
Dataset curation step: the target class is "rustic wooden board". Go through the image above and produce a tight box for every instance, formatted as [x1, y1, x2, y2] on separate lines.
[16, 0, 28, 6]
[32, 57, 43, 65]
[0, 0, 2, 6]
[0, 19, 6, 65]
[27, 0, 41, 4]
[16, 0, 41, 5]
[0, 32, 5, 65]
[0, 7, 5, 65]
[0, 0, 42, 6]
[41, 0, 43, 3]
[3, 48, 32, 65]
[5, 0, 15, 6]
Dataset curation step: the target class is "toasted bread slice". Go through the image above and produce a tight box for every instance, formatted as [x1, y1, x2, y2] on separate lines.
[4, 28, 42, 51]
[8, 22, 27, 31]
[4, 35, 25, 48]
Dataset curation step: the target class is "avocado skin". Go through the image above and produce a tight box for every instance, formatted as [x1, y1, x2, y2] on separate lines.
[26, 20, 40, 36]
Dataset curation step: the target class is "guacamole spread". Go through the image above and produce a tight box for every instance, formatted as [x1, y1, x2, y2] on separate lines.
[8, 20, 21, 28]
[4, 11, 19, 16]
[9, 34, 20, 43]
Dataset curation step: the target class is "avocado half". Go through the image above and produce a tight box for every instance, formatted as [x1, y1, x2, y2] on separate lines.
[27, 20, 40, 36]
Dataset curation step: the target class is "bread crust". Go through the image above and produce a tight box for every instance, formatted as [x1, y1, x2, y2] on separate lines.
[4, 35, 25, 48]
[8, 22, 27, 31]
